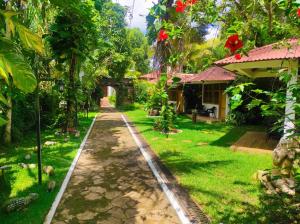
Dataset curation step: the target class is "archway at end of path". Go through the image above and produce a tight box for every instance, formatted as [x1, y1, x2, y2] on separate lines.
[98, 77, 134, 108]
[100, 86, 116, 108]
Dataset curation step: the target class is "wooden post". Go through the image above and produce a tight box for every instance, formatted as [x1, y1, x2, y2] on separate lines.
[283, 60, 298, 138]
[202, 82, 204, 105]
[4, 1, 12, 145]
[36, 73, 42, 185]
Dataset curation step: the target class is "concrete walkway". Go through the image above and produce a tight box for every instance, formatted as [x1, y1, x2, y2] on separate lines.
[52, 108, 180, 224]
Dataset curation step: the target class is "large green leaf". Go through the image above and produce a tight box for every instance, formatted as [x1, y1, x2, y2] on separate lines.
[0, 10, 19, 19]
[0, 10, 44, 54]
[16, 23, 44, 55]
[0, 38, 37, 93]
[0, 10, 19, 36]
[0, 57, 9, 82]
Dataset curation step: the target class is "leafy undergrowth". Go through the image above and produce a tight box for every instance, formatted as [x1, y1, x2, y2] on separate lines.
[0, 112, 97, 224]
[124, 107, 273, 224]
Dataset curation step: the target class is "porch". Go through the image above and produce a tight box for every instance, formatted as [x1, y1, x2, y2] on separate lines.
[186, 114, 219, 123]
[169, 66, 236, 121]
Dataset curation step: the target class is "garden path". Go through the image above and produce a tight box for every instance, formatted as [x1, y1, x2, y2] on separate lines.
[52, 107, 180, 224]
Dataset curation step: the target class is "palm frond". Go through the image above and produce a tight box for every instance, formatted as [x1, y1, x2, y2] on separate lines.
[0, 38, 37, 93]
[0, 93, 8, 106]
[16, 23, 44, 55]
[0, 10, 44, 54]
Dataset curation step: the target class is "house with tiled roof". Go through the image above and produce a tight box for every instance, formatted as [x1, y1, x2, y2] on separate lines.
[139, 71, 160, 83]
[141, 67, 236, 120]
[215, 38, 299, 137]
[168, 66, 236, 120]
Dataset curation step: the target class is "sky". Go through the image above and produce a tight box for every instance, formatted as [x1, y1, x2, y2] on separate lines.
[113, 0, 158, 33]
[113, 0, 217, 39]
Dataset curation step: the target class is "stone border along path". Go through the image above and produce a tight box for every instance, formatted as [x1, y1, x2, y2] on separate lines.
[121, 114, 191, 224]
[48, 107, 209, 224]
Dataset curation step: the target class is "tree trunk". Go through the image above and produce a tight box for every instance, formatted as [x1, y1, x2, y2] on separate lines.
[4, 96, 12, 144]
[4, 1, 12, 144]
[65, 53, 77, 133]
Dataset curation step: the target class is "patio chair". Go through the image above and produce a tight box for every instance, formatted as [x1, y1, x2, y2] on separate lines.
[198, 105, 209, 116]
[206, 107, 217, 118]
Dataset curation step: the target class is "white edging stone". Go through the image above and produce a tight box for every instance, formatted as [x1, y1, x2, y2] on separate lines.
[121, 114, 192, 224]
[44, 115, 97, 224]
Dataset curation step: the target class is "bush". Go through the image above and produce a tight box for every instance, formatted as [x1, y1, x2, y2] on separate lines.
[108, 95, 116, 106]
[154, 104, 176, 133]
[12, 91, 36, 142]
[134, 80, 154, 103]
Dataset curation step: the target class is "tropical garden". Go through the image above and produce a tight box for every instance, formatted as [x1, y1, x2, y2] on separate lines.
[0, 0, 299, 223]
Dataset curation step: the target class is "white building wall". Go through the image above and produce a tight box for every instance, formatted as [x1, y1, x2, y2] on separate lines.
[202, 103, 219, 119]
[108, 86, 116, 97]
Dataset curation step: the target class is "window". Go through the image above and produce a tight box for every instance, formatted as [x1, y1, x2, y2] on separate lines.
[203, 84, 220, 104]
[168, 90, 177, 101]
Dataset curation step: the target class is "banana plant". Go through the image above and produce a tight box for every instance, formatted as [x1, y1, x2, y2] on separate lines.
[0, 9, 44, 135]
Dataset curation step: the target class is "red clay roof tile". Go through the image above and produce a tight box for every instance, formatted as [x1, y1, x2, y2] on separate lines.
[215, 38, 300, 65]
[186, 66, 236, 83]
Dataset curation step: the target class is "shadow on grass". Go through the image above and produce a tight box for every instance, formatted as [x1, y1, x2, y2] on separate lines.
[0, 113, 97, 224]
[210, 127, 248, 147]
[158, 155, 233, 174]
[218, 192, 300, 224]
[185, 180, 300, 224]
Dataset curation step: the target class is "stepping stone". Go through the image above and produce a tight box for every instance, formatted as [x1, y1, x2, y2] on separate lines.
[165, 138, 173, 141]
[125, 208, 136, 218]
[105, 191, 121, 200]
[44, 141, 57, 146]
[76, 211, 97, 221]
[84, 192, 100, 201]
[182, 140, 192, 143]
[197, 142, 208, 146]
[89, 186, 106, 194]
[201, 130, 213, 134]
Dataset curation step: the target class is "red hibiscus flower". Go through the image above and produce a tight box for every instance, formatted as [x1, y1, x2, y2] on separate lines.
[158, 29, 168, 42]
[297, 8, 300, 17]
[234, 54, 242, 60]
[225, 34, 243, 53]
[186, 0, 197, 5]
[176, 0, 186, 13]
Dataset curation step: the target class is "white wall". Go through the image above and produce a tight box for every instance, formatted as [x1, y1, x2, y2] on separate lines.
[108, 86, 116, 97]
[203, 103, 219, 119]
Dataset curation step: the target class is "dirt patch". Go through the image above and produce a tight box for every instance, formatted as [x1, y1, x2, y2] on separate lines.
[231, 131, 277, 154]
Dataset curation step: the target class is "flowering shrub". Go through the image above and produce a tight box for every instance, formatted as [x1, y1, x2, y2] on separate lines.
[158, 29, 169, 42]
[175, 0, 186, 13]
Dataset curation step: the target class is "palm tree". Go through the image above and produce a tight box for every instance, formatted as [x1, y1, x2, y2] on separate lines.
[0, 5, 44, 144]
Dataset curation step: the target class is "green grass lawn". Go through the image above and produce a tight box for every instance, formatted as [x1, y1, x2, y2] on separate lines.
[0, 112, 97, 224]
[124, 106, 273, 223]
